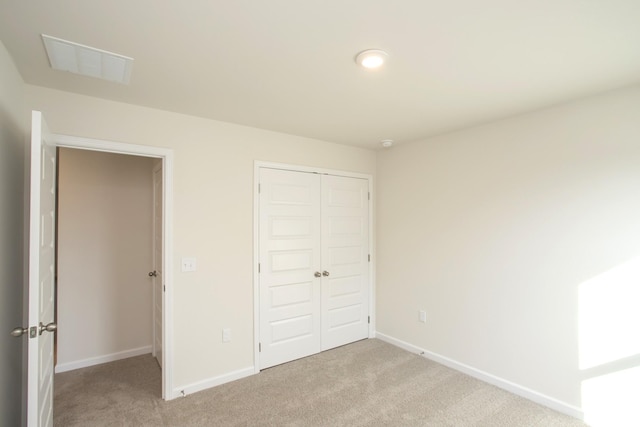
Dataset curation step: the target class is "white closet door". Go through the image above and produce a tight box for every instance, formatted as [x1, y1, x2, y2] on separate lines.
[321, 175, 369, 350]
[259, 168, 322, 369]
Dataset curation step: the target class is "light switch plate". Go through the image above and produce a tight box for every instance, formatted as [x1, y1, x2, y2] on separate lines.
[181, 257, 197, 272]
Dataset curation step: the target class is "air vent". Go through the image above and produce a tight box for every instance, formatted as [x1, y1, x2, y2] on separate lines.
[42, 34, 133, 84]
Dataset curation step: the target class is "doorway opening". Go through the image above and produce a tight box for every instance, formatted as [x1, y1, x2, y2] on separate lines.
[55, 148, 160, 382]
[50, 133, 174, 400]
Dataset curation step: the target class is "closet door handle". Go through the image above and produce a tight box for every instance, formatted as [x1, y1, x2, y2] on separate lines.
[314, 271, 322, 278]
[322, 271, 330, 277]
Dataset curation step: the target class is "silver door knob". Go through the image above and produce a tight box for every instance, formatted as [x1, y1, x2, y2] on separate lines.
[10, 327, 28, 337]
[148, 271, 157, 277]
[314, 271, 322, 278]
[39, 322, 57, 336]
[322, 271, 330, 277]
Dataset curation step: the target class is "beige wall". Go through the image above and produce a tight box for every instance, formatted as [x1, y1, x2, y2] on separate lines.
[25, 85, 377, 391]
[6, 49, 639, 421]
[57, 148, 154, 370]
[0, 41, 27, 426]
[376, 84, 640, 415]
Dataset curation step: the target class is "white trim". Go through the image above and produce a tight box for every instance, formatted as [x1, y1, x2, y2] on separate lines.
[171, 367, 255, 399]
[27, 111, 44, 426]
[255, 161, 372, 181]
[367, 177, 375, 338]
[252, 165, 261, 373]
[54, 346, 152, 373]
[51, 133, 174, 400]
[162, 149, 175, 401]
[375, 332, 585, 421]
[253, 161, 375, 370]
[52, 134, 165, 157]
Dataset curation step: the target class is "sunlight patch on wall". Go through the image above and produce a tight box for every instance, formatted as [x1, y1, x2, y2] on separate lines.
[579, 256, 640, 370]
[582, 366, 640, 427]
[579, 255, 640, 426]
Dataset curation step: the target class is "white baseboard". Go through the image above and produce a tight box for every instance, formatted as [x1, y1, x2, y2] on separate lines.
[171, 366, 255, 399]
[375, 332, 584, 421]
[55, 345, 152, 373]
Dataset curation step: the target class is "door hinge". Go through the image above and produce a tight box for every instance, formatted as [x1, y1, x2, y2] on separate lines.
[163, 285, 166, 292]
[259, 342, 262, 352]
[368, 316, 370, 324]
[368, 254, 371, 262]
[258, 263, 261, 273]
[368, 192, 370, 201]
[258, 183, 261, 194]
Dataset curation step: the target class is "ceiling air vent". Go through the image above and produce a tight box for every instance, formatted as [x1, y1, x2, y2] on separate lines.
[42, 34, 133, 84]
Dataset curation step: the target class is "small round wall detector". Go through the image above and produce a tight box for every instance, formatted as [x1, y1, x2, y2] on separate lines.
[381, 139, 394, 148]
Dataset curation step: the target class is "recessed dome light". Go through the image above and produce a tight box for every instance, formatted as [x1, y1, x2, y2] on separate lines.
[381, 139, 394, 148]
[355, 49, 388, 69]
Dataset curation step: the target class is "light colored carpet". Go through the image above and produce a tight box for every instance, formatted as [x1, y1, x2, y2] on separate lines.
[54, 339, 588, 426]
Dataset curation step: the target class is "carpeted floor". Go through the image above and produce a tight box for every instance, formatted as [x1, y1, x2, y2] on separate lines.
[54, 339, 588, 426]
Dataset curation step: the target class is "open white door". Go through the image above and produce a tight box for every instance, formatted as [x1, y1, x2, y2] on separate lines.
[27, 111, 57, 426]
[151, 162, 163, 368]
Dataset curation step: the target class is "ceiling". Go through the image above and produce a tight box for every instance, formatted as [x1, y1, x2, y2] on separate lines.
[2, 1, 640, 150]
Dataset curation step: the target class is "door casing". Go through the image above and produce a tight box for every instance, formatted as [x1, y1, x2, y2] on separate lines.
[253, 161, 375, 372]
[50, 133, 174, 400]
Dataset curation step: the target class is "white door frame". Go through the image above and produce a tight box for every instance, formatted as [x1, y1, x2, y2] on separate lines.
[51, 133, 174, 400]
[253, 161, 375, 373]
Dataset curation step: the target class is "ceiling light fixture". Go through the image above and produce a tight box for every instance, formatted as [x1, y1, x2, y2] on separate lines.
[42, 34, 134, 84]
[381, 139, 394, 148]
[355, 49, 388, 69]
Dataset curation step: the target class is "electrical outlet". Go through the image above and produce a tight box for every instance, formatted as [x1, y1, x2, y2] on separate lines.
[419, 310, 427, 323]
[222, 328, 231, 343]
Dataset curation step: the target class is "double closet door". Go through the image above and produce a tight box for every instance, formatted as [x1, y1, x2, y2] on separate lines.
[258, 167, 370, 369]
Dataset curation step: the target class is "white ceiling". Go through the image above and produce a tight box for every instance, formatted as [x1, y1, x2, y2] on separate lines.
[2, 0, 640, 149]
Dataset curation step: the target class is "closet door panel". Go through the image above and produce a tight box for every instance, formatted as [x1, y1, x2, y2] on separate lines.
[321, 175, 369, 350]
[259, 169, 322, 369]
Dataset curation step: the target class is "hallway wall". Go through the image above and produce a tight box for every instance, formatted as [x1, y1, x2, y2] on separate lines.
[57, 148, 154, 371]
